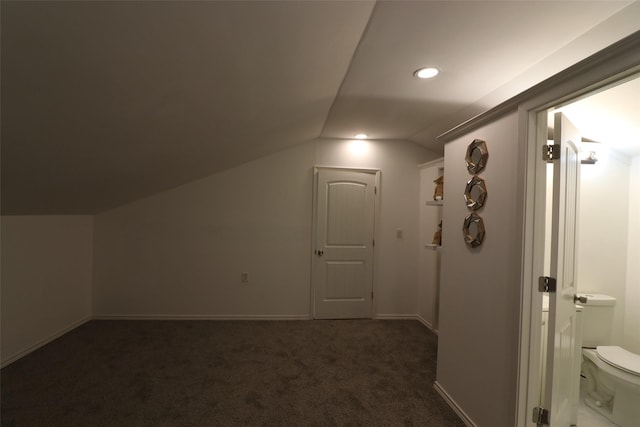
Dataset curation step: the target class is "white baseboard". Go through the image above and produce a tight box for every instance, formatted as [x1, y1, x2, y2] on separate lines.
[375, 313, 421, 321]
[92, 314, 311, 321]
[434, 381, 478, 427]
[415, 315, 438, 334]
[375, 314, 438, 334]
[1, 316, 92, 368]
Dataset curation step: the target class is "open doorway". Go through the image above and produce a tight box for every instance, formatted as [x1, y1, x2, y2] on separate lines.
[537, 76, 640, 426]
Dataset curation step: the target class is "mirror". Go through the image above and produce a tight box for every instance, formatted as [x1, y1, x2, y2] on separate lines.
[462, 212, 485, 248]
[465, 139, 489, 174]
[464, 176, 488, 210]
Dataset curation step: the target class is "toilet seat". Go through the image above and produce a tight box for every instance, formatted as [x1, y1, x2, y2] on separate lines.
[596, 346, 640, 377]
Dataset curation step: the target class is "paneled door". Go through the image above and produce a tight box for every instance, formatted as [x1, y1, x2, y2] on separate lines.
[312, 168, 377, 319]
[544, 112, 581, 426]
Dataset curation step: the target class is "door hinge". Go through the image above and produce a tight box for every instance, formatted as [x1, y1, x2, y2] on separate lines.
[371, 291, 374, 300]
[374, 186, 377, 195]
[538, 276, 557, 293]
[542, 144, 560, 162]
[532, 406, 550, 425]
[372, 239, 375, 247]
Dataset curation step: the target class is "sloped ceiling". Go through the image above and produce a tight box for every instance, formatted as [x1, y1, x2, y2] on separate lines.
[2, 1, 639, 215]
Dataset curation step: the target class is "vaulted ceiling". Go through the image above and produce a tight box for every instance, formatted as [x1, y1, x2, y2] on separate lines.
[2, 1, 639, 215]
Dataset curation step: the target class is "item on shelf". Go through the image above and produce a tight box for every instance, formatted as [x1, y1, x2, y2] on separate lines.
[433, 175, 444, 200]
[432, 221, 443, 246]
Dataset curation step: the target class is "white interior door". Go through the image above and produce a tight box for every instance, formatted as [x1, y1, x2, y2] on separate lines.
[312, 168, 376, 319]
[544, 112, 581, 426]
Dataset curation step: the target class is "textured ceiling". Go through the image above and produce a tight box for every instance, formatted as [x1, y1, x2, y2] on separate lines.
[2, 1, 639, 214]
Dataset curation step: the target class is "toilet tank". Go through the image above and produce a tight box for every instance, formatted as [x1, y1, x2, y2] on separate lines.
[579, 293, 616, 348]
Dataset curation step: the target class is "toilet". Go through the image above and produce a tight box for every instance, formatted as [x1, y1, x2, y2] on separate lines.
[580, 293, 640, 427]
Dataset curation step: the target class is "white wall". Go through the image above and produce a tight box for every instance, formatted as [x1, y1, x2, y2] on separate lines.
[625, 155, 640, 353]
[436, 112, 521, 427]
[1, 215, 93, 366]
[578, 148, 631, 345]
[93, 137, 436, 318]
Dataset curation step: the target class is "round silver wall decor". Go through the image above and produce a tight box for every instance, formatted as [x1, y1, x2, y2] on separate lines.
[462, 212, 485, 248]
[465, 139, 488, 174]
[464, 175, 488, 210]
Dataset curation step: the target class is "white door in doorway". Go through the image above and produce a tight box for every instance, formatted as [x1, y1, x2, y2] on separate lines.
[312, 168, 377, 319]
[544, 112, 581, 426]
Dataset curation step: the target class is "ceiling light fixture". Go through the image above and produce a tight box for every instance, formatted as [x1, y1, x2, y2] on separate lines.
[414, 67, 439, 79]
[354, 133, 368, 139]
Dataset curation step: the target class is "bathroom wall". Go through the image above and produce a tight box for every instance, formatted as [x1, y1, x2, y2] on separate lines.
[624, 155, 640, 353]
[92, 137, 437, 319]
[578, 147, 631, 346]
[1, 215, 93, 366]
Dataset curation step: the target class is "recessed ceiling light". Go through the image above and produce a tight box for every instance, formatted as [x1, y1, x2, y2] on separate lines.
[414, 67, 439, 79]
[354, 133, 368, 139]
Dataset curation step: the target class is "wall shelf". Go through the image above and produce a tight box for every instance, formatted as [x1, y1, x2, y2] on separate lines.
[426, 200, 444, 206]
[425, 244, 442, 250]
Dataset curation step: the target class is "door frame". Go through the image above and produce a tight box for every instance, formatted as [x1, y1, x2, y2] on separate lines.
[517, 50, 640, 426]
[310, 166, 381, 319]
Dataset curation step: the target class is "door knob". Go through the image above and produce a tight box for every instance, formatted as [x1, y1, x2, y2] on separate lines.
[574, 294, 587, 304]
[317, 250, 324, 257]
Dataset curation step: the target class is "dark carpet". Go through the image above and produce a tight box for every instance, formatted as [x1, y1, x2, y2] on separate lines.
[1, 319, 465, 426]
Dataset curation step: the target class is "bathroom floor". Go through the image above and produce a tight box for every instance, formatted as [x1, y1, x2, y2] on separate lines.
[577, 378, 619, 427]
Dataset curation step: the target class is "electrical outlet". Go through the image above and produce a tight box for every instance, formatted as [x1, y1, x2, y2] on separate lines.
[240, 272, 249, 283]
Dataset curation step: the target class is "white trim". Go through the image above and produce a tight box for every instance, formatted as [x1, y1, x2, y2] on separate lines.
[416, 315, 439, 334]
[434, 381, 478, 427]
[515, 41, 640, 427]
[311, 166, 381, 320]
[312, 165, 381, 175]
[417, 157, 445, 169]
[375, 314, 421, 320]
[92, 314, 311, 321]
[516, 108, 548, 427]
[372, 170, 381, 319]
[375, 314, 437, 334]
[414, 314, 435, 332]
[310, 167, 319, 318]
[1, 316, 92, 368]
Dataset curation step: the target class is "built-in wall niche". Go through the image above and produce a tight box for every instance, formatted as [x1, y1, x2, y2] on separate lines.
[418, 158, 445, 333]
[426, 166, 445, 248]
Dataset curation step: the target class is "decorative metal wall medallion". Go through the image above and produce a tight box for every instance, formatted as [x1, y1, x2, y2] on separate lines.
[465, 139, 488, 174]
[464, 175, 487, 210]
[462, 212, 485, 248]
